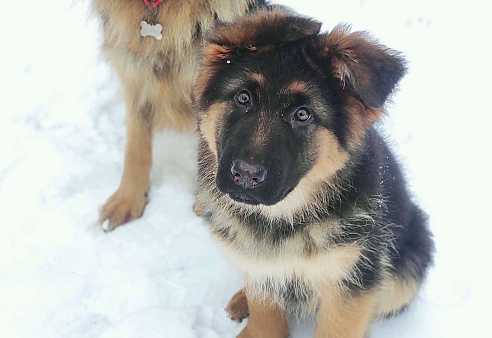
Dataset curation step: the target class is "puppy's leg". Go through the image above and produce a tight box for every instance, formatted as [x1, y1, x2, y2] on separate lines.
[226, 288, 249, 322]
[100, 100, 153, 231]
[237, 289, 289, 338]
[315, 288, 376, 338]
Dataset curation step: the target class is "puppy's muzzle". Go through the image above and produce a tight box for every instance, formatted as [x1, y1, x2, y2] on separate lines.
[231, 160, 267, 189]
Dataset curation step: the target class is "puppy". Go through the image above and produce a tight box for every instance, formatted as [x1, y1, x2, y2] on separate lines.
[195, 9, 434, 337]
[92, 0, 266, 231]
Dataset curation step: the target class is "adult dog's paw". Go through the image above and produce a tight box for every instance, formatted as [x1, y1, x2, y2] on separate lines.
[99, 188, 148, 232]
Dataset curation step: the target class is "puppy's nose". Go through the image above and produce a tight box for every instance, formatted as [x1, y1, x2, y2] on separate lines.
[231, 160, 267, 189]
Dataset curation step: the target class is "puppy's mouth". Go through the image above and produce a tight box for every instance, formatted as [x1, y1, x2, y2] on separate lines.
[227, 192, 261, 205]
[226, 188, 294, 206]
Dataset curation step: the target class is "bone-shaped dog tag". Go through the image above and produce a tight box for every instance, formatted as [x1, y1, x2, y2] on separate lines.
[140, 21, 163, 40]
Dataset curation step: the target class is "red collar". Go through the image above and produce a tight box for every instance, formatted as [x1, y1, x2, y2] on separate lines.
[144, 0, 164, 8]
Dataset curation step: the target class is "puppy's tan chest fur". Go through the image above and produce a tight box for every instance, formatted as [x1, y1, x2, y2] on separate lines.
[210, 211, 362, 314]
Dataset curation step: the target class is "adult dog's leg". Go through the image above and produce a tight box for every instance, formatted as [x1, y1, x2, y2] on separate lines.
[100, 93, 153, 231]
[237, 289, 289, 338]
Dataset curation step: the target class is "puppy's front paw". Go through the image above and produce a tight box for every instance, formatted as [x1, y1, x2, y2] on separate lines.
[99, 188, 148, 231]
[226, 289, 249, 323]
[193, 198, 205, 217]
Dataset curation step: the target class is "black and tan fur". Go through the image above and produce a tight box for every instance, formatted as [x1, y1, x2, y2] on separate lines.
[92, 0, 266, 230]
[195, 9, 434, 337]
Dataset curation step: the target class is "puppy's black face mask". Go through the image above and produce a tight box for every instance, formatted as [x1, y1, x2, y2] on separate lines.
[215, 88, 317, 205]
[206, 44, 335, 206]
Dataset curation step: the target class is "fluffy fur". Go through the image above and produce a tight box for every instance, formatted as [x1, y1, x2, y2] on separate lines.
[92, 0, 265, 230]
[195, 8, 434, 337]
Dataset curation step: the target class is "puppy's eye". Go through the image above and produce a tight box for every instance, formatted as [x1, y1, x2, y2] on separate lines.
[295, 107, 312, 122]
[236, 90, 251, 105]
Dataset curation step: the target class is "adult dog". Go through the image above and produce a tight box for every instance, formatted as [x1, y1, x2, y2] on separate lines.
[92, 0, 266, 231]
[195, 9, 434, 337]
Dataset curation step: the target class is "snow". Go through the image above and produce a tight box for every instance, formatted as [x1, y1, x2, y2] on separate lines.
[1, 0, 491, 337]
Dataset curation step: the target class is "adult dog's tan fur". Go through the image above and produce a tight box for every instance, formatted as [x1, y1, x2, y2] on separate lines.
[92, 0, 258, 230]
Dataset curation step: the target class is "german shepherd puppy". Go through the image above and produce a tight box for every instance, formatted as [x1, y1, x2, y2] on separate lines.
[92, 0, 266, 231]
[195, 9, 434, 337]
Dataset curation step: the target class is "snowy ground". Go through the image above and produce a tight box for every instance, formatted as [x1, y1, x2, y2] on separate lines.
[1, 0, 491, 337]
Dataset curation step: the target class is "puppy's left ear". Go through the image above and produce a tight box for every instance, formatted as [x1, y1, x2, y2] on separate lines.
[317, 25, 407, 109]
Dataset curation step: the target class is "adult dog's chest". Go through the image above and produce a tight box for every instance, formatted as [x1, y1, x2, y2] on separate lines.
[95, 0, 254, 57]
[98, 3, 201, 54]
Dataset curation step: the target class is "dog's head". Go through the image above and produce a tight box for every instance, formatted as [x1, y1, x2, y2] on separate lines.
[197, 9, 406, 211]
